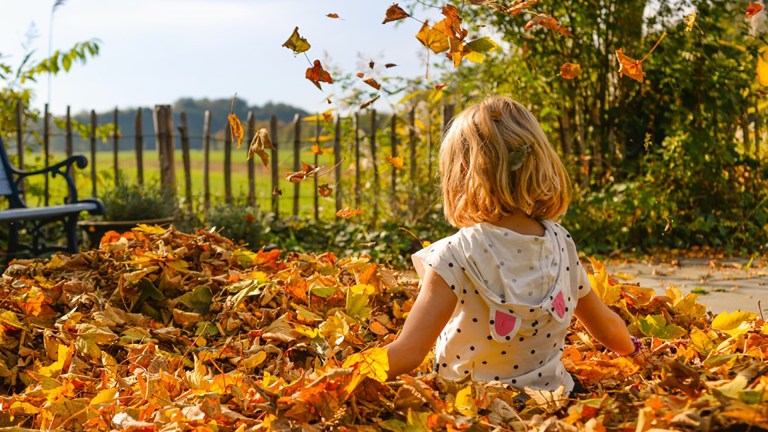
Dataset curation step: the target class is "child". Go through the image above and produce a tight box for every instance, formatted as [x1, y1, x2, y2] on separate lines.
[385, 96, 640, 393]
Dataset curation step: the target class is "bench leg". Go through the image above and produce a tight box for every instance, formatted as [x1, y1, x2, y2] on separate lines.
[7, 221, 20, 259]
[65, 215, 79, 254]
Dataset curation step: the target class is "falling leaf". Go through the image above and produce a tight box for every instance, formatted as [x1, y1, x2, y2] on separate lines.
[383, 3, 410, 24]
[282, 26, 311, 54]
[311, 144, 324, 155]
[360, 94, 381, 109]
[369, 60, 375, 69]
[385, 63, 397, 68]
[228, 113, 244, 149]
[507, 0, 539, 15]
[363, 77, 382, 90]
[336, 207, 365, 219]
[322, 110, 334, 124]
[386, 155, 404, 169]
[524, 13, 574, 37]
[615, 48, 645, 83]
[247, 128, 275, 170]
[462, 36, 499, 64]
[435, 83, 449, 90]
[318, 184, 333, 197]
[326, 97, 333, 104]
[306, 60, 333, 90]
[356, 72, 365, 78]
[560, 62, 581, 79]
[684, 11, 697, 32]
[286, 162, 321, 183]
[747, 2, 763, 18]
[416, 21, 451, 54]
[272, 186, 282, 196]
[327, 13, 340, 19]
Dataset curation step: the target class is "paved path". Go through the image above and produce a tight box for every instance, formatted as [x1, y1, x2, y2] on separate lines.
[606, 258, 768, 315]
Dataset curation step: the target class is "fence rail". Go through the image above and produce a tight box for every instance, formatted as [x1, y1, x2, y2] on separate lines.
[8, 102, 455, 223]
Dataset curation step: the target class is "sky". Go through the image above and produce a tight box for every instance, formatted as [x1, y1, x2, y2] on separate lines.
[1, 0, 444, 116]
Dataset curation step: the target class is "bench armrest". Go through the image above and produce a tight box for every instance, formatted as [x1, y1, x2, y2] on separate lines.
[10, 155, 88, 203]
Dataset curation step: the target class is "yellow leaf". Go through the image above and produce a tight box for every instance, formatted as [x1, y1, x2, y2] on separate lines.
[38, 343, 72, 377]
[228, 113, 245, 148]
[712, 310, 756, 337]
[90, 388, 118, 406]
[689, 327, 716, 355]
[588, 258, 621, 306]
[757, 49, 768, 87]
[342, 347, 389, 382]
[133, 224, 168, 235]
[0, 310, 27, 330]
[416, 21, 450, 54]
[282, 26, 311, 54]
[242, 351, 268, 369]
[454, 385, 477, 416]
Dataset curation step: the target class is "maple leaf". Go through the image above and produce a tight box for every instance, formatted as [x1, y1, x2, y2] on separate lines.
[416, 21, 451, 54]
[282, 26, 311, 54]
[247, 128, 274, 170]
[327, 13, 340, 19]
[360, 94, 380, 110]
[318, 184, 333, 197]
[441, 5, 467, 40]
[336, 207, 364, 219]
[615, 48, 645, 83]
[524, 14, 574, 37]
[286, 162, 320, 183]
[363, 77, 381, 90]
[342, 347, 389, 382]
[462, 36, 499, 64]
[560, 62, 581, 79]
[306, 60, 333, 90]
[383, 3, 410, 24]
[747, 2, 763, 18]
[227, 113, 244, 149]
[386, 154, 404, 169]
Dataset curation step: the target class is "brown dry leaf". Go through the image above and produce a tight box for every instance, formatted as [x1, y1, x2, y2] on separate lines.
[615, 48, 645, 83]
[386, 155, 404, 169]
[318, 184, 333, 197]
[247, 128, 274, 169]
[360, 94, 381, 110]
[322, 110, 334, 124]
[507, 0, 539, 15]
[383, 3, 410, 24]
[385, 63, 397, 68]
[327, 13, 340, 19]
[441, 5, 467, 40]
[306, 60, 333, 90]
[336, 207, 365, 219]
[282, 26, 311, 54]
[286, 162, 321, 183]
[435, 83, 449, 90]
[369, 60, 375, 69]
[560, 62, 581, 79]
[228, 113, 244, 149]
[363, 77, 381, 90]
[272, 186, 282, 196]
[747, 2, 763, 18]
[356, 72, 365, 78]
[524, 13, 574, 37]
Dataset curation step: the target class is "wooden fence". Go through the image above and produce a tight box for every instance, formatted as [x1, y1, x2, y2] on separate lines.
[9, 102, 456, 223]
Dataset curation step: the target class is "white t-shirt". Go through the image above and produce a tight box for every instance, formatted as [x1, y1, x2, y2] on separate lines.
[411, 220, 592, 392]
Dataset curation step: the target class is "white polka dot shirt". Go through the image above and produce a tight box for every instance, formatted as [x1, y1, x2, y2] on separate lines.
[411, 220, 592, 392]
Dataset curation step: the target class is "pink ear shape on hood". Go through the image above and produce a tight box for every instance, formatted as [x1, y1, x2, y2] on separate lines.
[494, 310, 518, 337]
[552, 291, 566, 319]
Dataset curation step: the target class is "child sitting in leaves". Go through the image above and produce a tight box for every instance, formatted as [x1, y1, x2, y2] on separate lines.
[385, 95, 641, 393]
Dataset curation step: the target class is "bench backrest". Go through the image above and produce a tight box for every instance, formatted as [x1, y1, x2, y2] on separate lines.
[0, 137, 24, 207]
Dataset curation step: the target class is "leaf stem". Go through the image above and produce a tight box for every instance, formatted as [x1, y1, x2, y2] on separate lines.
[641, 32, 667, 63]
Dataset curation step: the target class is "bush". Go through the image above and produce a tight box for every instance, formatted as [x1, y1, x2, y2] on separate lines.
[206, 204, 266, 249]
[99, 180, 178, 222]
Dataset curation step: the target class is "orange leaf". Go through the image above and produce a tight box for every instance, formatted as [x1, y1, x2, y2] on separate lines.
[322, 110, 333, 124]
[228, 113, 244, 149]
[441, 5, 467, 40]
[383, 3, 409, 24]
[360, 94, 380, 110]
[311, 144, 324, 155]
[560, 62, 581, 79]
[282, 26, 311, 54]
[356, 72, 365, 78]
[327, 13, 340, 19]
[318, 184, 333, 197]
[524, 13, 574, 37]
[363, 77, 381, 90]
[247, 128, 274, 169]
[370, 321, 389, 336]
[385, 63, 397, 68]
[386, 154, 404, 169]
[615, 48, 645, 83]
[435, 83, 449, 90]
[747, 2, 763, 18]
[416, 21, 451, 54]
[286, 162, 320, 183]
[507, 0, 539, 15]
[306, 60, 333, 90]
[336, 207, 365, 219]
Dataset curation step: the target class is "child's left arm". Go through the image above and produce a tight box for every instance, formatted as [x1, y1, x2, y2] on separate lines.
[385, 267, 457, 380]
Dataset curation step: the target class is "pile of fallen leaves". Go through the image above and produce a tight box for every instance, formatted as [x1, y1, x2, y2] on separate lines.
[0, 225, 767, 431]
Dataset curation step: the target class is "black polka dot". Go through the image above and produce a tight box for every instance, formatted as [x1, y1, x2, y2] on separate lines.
[448, 262, 454, 267]
[519, 337, 524, 342]
[482, 361, 488, 365]
[531, 349, 536, 354]
[538, 372, 542, 377]
[517, 249, 522, 254]
[428, 263, 433, 267]
[442, 363, 447, 368]
[470, 346, 475, 351]
[456, 355, 461, 359]
[539, 360, 544, 365]
[568, 297, 571, 301]
[532, 321, 538, 327]
[494, 376, 500, 380]
[472, 318, 478, 323]
[457, 328, 462, 333]
[545, 382, 550, 386]
[565, 307, 569, 312]
[462, 289, 467, 294]
[490, 319, 495, 324]
[505, 336, 511, 340]
[487, 335, 493, 340]
[546, 333, 551, 338]
[514, 365, 519, 369]
[553, 342, 557, 347]
[512, 379, 517, 384]
[450, 285, 455, 290]
[566, 234, 571, 238]
[566, 266, 570, 271]
[500, 299, 506, 304]
[460, 300, 465, 304]
[474, 290, 479, 294]
[529, 308, 534, 312]
[464, 370, 469, 374]
[501, 350, 507, 355]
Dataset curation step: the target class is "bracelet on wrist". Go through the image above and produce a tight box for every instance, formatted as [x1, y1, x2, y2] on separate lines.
[627, 336, 642, 357]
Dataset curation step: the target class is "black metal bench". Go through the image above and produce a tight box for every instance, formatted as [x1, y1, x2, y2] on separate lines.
[0, 136, 104, 258]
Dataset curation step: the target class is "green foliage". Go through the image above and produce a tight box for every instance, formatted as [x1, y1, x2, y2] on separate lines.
[99, 177, 178, 221]
[205, 204, 265, 248]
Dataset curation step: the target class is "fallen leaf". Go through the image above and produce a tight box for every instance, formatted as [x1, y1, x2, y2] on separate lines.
[282, 26, 311, 54]
[385, 63, 397, 68]
[383, 3, 410, 24]
[369, 60, 375, 69]
[337, 207, 365, 219]
[507, 0, 539, 15]
[560, 62, 581, 79]
[272, 186, 282, 196]
[322, 110, 334, 124]
[306, 60, 333, 90]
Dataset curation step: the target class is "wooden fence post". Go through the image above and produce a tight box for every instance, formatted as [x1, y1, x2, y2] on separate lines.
[370, 109, 379, 225]
[354, 112, 361, 209]
[113, 107, 119, 185]
[202, 110, 211, 213]
[314, 115, 320, 221]
[179, 112, 193, 211]
[270, 115, 279, 217]
[408, 108, 417, 219]
[390, 114, 398, 214]
[153, 105, 176, 197]
[90, 110, 97, 197]
[135, 108, 144, 185]
[334, 115, 342, 212]
[293, 114, 301, 217]
[43, 104, 50, 206]
[224, 121, 233, 205]
[247, 111, 256, 208]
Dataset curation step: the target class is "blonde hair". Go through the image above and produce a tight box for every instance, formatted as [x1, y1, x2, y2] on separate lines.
[439, 95, 571, 227]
